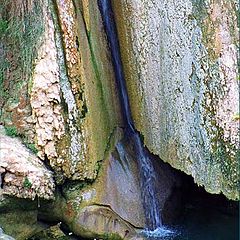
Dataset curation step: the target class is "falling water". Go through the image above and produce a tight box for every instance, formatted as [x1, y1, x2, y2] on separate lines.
[98, 0, 173, 234]
[97, 0, 134, 132]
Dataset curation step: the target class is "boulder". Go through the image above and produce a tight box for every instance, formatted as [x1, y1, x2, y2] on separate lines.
[0, 196, 44, 240]
[0, 127, 55, 200]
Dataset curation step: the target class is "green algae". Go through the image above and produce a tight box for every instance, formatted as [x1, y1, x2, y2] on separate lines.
[0, 1, 44, 127]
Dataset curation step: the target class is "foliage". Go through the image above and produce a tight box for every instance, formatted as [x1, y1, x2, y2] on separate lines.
[4, 126, 19, 137]
[24, 142, 38, 154]
[23, 177, 32, 189]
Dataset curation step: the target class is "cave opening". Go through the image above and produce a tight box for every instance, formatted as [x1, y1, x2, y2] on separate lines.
[148, 149, 239, 240]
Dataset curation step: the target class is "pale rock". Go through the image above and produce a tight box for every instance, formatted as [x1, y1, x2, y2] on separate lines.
[0, 130, 55, 200]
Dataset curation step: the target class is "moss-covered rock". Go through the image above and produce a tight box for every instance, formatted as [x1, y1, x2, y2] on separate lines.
[38, 130, 182, 238]
[0, 0, 122, 183]
[29, 224, 71, 240]
[0, 196, 43, 240]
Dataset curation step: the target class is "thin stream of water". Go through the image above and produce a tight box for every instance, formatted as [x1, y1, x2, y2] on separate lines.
[98, 0, 173, 235]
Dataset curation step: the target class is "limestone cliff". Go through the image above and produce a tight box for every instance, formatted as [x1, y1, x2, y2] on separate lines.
[0, 0, 122, 183]
[112, 0, 239, 200]
[0, 0, 238, 239]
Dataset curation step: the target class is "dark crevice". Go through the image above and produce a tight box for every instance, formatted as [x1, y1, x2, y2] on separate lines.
[0, 171, 6, 188]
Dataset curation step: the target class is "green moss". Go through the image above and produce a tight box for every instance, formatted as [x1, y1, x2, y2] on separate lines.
[211, 136, 239, 198]
[0, 1, 45, 123]
[4, 126, 19, 137]
[62, 180, 93, 206]
[102, 233, 122, 240]
[0, 58, 10, 111]
[5, 2, 44, 79]
[0, 20, 8, 35]
[24, 142, 38, 154]
[4, 125, 38, 154]
[23, 177, 32, 189]
[64, 180, 92, 194]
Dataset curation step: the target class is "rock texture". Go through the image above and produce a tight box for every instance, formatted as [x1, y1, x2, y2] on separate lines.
[29, 224, 73, 240]
[37, 134, 144, 239]
[0, 228, 15, 240]
[112, 0, 239, 200]
[0, 197, 44, 239]
[38, 133, 182, 238]
[0, 0, 122, 183]
[0, 127, 55, 200]
[46, 0, 122, 182]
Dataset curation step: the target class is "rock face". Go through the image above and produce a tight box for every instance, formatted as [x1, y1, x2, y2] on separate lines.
[112, 0, 239, 200]
[29, 224, 72, 240]
[0, 127, 55, 200]
[0, 0, 122, 183]
[38, 133, 182, 239]
[37, 134, 144, 239]
[0, 0, 238, 239]
[0, 197, 44, 239]
[31, 0, 123, 182]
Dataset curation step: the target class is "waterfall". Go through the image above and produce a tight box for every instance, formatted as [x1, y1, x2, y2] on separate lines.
[98, 0, 164, 231]
[97, 0, 134, 132]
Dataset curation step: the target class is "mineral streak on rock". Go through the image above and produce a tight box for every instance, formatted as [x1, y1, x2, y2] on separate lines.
[30, 2, 66, 179]
[52, 0, 122, 181]
[54, 0, 88, 181]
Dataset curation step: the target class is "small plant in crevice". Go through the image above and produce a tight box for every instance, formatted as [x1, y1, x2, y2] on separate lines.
[4, 125, 19, 137]
[4, 125, 38, 154]
[23, 176, 32, 189]
[23, 142, 38, 154]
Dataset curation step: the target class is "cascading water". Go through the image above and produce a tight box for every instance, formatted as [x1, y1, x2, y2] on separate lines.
[98, 0, 175, 236]
[97, 0, 134, 132]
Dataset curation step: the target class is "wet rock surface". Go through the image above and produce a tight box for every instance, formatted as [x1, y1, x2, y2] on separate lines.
[0, 228, 15, 240]
[37, 134, 182, 238]
[0, 197, 43, 240]
[112, 0, 239, 200]
[0, 0, 238, 239]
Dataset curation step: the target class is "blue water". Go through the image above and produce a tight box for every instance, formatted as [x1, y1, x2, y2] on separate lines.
[175, 206, 239, 240]
[139, 197, 239, 240]
[139, 213, 238, 240]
